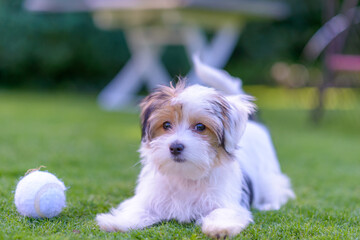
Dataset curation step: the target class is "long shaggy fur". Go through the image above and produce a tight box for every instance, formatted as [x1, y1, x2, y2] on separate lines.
[96, 59, 295, 238]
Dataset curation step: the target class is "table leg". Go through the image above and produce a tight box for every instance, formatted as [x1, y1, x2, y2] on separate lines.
[97, 30, 171, 110]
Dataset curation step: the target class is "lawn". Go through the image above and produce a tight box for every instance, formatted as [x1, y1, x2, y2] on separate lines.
[0, 88, 359, 239]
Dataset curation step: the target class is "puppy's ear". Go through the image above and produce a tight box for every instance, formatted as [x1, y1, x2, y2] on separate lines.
[215, 94, 256, 154]
[140, 95, 155, 142]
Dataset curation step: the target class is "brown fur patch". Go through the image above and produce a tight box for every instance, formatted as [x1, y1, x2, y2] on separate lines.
[188, 115, 233, 166]
[140, 80, 185, 141]
[149, 104, 183, 139]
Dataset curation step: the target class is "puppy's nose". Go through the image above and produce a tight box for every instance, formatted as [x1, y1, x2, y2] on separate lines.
[169, 142, 185, 156]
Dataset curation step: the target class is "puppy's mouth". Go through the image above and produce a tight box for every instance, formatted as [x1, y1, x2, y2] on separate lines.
[172, 156, 186, 163]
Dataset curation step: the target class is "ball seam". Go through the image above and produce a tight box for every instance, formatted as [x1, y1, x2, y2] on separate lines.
[34, 182, 64, 218]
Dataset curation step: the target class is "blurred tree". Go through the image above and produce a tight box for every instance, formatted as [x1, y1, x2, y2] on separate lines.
[0, 0, 129, 91]
[227, 0, 322, 85]
[0, 0, 322, 91]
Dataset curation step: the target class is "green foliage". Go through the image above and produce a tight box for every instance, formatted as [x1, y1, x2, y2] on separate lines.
[227, 0, 323, 85]
[0, 0, 323, 90]
[0, 0, 129, 90]
[0, 88, 359, 239]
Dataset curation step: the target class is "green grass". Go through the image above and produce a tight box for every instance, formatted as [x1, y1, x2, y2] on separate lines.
[0, 88, 360, 239]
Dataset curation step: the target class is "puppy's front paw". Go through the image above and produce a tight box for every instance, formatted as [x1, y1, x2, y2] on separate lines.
[201, 208, 251, 239]
[96, 213, 128, 232]
[202, 221, 245, 239]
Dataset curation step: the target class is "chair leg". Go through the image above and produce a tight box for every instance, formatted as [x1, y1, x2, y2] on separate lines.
[311, 67, 335, 123]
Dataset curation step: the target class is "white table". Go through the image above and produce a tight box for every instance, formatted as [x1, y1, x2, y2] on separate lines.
[24, 0, 289, 110]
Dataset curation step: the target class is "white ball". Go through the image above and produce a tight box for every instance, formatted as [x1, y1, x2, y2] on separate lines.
[14, 171, 66, 218]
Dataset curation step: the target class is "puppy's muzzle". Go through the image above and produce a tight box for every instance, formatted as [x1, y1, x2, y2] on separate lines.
[169, 142, 184, 156]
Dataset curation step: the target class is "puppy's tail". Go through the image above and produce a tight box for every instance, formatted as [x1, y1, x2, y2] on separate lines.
[192, 54, 245, 95]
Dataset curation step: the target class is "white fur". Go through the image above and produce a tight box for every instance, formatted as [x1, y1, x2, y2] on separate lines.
[193, 56, 296, 211]
[192, 54, 245, 95]
[96, 59, 295, 238]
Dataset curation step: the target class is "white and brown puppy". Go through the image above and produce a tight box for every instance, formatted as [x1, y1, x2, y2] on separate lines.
[96, 59, 295, 238]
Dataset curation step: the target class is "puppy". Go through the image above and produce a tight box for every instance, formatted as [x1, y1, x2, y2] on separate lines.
[96, 58, 295, 238]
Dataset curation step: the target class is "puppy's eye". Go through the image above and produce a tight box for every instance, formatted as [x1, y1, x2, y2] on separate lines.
[163, 121, 172, 130]
[194, 123, 206, 132]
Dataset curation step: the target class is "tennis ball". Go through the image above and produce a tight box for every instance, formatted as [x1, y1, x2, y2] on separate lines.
[14, 170, 66, 218]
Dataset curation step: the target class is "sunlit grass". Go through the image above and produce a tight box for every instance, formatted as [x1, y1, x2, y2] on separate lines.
[245, 86, 360, 110]
[0, 87, 359, 239]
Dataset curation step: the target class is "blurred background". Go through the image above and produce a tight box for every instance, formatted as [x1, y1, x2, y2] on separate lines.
[0, 0, 325, 91]
[1, 0, 359, 117]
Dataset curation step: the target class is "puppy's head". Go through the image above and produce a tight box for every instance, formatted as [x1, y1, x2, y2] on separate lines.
[139, 81, 255, 180]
